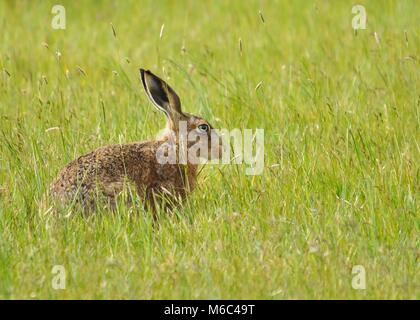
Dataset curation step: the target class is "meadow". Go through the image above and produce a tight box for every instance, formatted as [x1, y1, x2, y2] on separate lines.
[0, 0, 418, 299]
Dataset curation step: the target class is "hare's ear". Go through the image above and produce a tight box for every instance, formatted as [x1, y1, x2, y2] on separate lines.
[140, 69, 183, 119]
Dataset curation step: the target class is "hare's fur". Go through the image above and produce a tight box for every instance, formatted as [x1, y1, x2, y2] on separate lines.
[49, 69, 219, 213]
[50, 139, 196, 211]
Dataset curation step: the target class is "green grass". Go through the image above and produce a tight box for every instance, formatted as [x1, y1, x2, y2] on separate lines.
[0, 0, 419, 299]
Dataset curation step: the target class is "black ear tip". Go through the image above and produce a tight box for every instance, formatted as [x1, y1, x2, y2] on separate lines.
[139, 69, 147, 87]
[140, 68, 152, 74]
[140, 69, 155, 84]
[140, 68, 153, 83]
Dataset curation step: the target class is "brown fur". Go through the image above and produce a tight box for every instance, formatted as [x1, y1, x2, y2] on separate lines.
[50, 137, 197, 212]
[49, 69, 220, 214]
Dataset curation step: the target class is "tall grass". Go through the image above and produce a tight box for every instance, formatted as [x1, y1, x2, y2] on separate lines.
[0, 0, 418, 299]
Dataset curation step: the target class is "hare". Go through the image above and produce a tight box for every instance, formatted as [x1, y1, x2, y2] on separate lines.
[49, 69, 222, 213]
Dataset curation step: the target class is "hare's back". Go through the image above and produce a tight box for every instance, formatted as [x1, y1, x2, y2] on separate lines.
[50, 141, 157, 202]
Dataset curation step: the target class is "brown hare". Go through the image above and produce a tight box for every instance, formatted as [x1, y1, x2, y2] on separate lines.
[50, 69, 222, 213]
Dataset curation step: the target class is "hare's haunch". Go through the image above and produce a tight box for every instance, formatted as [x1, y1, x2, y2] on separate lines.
[50, 69, 222, 212]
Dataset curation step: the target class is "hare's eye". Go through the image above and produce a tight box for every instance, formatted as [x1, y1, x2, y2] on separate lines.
[198, 124, 209, 132]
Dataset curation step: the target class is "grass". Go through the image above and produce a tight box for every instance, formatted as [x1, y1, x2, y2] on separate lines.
[0, 0, 418, 299]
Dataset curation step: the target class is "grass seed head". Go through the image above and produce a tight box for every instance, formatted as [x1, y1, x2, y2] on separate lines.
[160, 24, 165, 39]
[259, 10, 265, 23]
[111, 23, 117, 38]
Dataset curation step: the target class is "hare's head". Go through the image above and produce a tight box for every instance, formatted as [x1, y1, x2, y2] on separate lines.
[140, 69, 223, 162]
